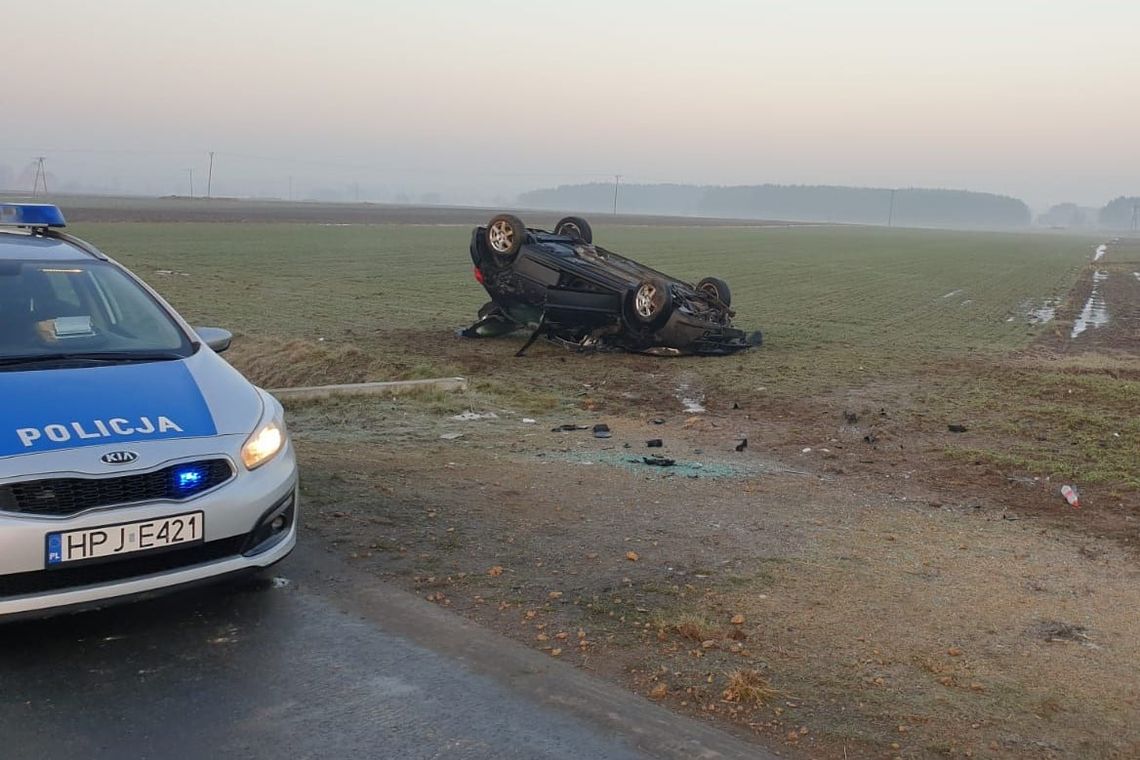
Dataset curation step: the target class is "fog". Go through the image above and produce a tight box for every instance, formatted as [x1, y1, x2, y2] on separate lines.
[3, 0, 1137, 212]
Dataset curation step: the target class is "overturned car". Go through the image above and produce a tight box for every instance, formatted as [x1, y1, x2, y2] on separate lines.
[461, 213, 762, 356]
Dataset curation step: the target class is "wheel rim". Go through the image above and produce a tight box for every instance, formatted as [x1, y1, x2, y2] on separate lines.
[635, 283, 659, 318]
[699, 283, 719, 299]
[561, 222, 581, 238]
[488, 221, 515, 253]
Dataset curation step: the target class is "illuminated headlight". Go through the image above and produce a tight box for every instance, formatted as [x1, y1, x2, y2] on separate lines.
[241, 419, 286, 470]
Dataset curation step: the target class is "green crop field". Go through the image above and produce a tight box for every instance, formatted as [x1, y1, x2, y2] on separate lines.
[72, 221, 1095, 389]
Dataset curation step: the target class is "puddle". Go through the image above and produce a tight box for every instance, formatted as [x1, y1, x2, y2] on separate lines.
[1133, 272, 1140, 282]
[1093, 244, 1107, 262]
[675, 383, 706, 414]
[1071, 271, 1110, 338]
[1010, 298, 1059, 324]
[941, 289, 964, 299]
[1029, 302, 1057, 324]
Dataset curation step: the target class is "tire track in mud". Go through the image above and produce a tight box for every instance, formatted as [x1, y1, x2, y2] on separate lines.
[1047, 239, 1140, 352]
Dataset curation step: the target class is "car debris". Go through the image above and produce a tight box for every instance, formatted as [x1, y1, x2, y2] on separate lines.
[460, 213, 762, 356]
[947, 424, 968, 433]
[593, 423, 612, 439]
[735, 438, 748, 452]
[642, 455, 676, 467]
[646, 439, 664, 448]
[551, 424, 590, 432]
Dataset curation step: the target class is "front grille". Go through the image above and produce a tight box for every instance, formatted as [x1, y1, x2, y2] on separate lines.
[0, 459, 234, 517]
[0, 535, 247, 598]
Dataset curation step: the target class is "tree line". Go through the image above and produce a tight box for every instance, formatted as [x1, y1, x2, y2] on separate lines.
[518, 182, 1035, 228]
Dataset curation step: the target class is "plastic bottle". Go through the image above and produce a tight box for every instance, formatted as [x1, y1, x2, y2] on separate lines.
[1061, 485, 1081, 509]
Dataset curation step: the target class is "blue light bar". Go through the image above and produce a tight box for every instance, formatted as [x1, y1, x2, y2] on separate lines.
[0, 203, 67, 228]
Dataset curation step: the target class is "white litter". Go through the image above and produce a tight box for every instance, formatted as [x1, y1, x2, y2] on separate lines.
[451, 411, 499, 421]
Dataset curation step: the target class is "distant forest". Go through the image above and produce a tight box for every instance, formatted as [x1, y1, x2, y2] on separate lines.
[518, 182, 1033, 228]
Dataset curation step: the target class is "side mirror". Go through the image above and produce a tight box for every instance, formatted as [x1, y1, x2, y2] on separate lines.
[195, 327, 233, 353]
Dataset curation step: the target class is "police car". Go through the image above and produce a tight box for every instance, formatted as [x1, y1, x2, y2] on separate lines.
[0, 204, 297, 620]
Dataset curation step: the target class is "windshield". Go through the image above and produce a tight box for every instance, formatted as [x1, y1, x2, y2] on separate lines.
[0, 259, 192, 363]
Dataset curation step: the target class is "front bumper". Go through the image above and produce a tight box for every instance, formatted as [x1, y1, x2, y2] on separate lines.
[0, 441, 298, 620]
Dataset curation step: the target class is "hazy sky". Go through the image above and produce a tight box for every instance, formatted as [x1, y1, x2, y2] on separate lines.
[3, 0, 1136, 208]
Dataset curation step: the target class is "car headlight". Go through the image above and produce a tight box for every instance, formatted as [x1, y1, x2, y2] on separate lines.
[241, 418, 286, 470]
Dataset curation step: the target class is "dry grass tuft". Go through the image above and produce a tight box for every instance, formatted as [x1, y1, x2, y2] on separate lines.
[721, 669, 779, 706]
[663, 612, 722, 642]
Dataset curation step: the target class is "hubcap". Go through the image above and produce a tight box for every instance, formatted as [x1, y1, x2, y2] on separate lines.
[488, 221, 514, 253]
[635, 283, 659, 318]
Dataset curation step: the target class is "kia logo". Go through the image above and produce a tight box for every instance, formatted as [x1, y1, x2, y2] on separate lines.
[101, 451, 139, 465]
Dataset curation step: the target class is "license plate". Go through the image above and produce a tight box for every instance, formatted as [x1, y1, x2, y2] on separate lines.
[45, 511, 205, 567]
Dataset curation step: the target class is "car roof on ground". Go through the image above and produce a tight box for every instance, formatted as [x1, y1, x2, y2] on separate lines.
[0, 231, 95, 262]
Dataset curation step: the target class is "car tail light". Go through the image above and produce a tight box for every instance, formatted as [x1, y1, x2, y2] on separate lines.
[473, 266, 485, 284]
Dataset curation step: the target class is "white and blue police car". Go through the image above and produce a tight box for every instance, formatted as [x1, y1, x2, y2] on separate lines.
[0, 204, 297, 619]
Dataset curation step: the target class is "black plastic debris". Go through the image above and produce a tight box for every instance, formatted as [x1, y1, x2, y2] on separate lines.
[593, 423, 612, 439]
[735, 438, 748, 452]
[948, 424, 968, 433]
[551, 424, 589, 432]
[646, 439, 664, 448]
[642, 455, 675, 467]
[651, 418, 666, 425]
[863, 433, 877, 444]
[843, 410, 859, 424]
[732, 402, 741, 410]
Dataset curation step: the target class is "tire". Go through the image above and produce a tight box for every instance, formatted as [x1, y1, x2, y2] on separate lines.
[554, 215, 593, 244]
[697, 276, 731, 307]
[627, 278, 674, 327]
[485, 214, 526, 265]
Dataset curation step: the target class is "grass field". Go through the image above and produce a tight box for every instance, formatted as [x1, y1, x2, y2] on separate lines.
[74, 221, 1095, 389]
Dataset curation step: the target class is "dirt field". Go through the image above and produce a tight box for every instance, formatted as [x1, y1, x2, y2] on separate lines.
[59, 197, 1140, 758]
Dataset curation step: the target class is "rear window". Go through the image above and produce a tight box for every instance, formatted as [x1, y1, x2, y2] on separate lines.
[0, 260, 191, 359]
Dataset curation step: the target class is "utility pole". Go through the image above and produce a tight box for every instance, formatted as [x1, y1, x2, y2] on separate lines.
[1132, 202, 1138, 232]
[187, 168, 194, 198]
[612, 174, 621, 215]
[31, 157, 48, 196]
[887, 188, 896, 227]
[206, 151, 215, 198]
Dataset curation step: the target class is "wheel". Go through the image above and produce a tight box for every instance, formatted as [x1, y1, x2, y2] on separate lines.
[697, 276, 731, 307]
[485, 214, 526, 265]
[627, 278, 674, 327]
[554, 215, 593, 243]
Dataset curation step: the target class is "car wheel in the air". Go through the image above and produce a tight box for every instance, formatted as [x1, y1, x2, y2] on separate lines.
[696, 276, 731, 307]
[485, 214, 526, 265]
[553, 216, 593, 244]
[627, 278, 674, 328]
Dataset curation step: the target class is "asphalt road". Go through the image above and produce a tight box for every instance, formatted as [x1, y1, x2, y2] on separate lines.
[0, 541, 768, 760]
